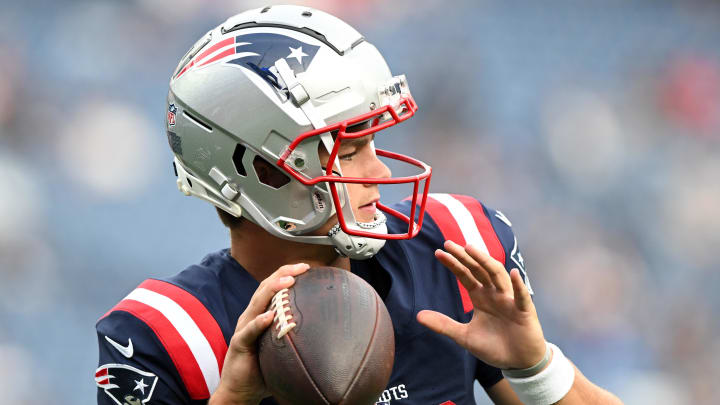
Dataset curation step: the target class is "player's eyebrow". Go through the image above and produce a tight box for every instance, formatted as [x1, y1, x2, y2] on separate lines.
[341, 134, 374, 148]
[329, 120, 374, 148]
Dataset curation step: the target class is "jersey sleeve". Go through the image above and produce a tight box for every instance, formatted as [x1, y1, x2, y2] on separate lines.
[423, 193, 532, 295]
[95, 279, 228, 404]
[96, 311, 193, 405]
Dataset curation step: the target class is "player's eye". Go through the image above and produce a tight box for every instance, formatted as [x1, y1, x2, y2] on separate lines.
[339, 151, 357, 161]
[320, 166, 342, 176]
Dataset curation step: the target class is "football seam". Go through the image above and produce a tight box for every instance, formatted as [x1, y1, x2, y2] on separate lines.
[338, 292, 381, 404]
[286, 331, 331, 405]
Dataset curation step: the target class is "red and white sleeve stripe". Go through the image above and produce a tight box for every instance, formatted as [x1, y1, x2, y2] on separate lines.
[101, 279, 228, 399]
[425, 193, 506, 313]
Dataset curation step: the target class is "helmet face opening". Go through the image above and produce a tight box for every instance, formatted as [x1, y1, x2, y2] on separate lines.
[278, 95, 432, 240]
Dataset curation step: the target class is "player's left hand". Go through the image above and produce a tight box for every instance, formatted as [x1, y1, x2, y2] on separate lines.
[417, 241, 546, 370]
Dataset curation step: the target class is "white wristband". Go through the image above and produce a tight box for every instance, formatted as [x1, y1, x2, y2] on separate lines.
[502, 343, 575, 405]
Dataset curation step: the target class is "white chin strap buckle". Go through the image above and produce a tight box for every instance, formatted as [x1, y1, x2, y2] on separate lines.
[328, 212, 388, 260]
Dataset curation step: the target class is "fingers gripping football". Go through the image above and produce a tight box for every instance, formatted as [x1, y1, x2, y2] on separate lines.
[236, 264, 310, 336]
[211, 263, 309, 405]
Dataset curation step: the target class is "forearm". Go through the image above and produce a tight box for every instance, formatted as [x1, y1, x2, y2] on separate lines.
[490, 364, 622, 405]
[208, 387, 261, 405]
[554, 364, 622, 405]
[497, 343, 623, 405]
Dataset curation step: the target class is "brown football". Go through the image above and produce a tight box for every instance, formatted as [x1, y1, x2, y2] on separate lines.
[258, 266, 395, 405]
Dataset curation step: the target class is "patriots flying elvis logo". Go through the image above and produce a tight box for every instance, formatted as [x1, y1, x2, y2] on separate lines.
[175, 33, 320, 89]
[96, 363, 158, 404]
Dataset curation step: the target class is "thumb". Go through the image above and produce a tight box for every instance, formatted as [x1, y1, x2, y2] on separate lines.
[417, 310, 467, 347]
[235, 310, 275, 351]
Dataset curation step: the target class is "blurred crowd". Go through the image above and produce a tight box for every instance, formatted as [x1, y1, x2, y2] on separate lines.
[1, 0, 719, 403]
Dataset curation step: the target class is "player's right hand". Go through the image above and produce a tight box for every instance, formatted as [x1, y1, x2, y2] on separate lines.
[209, 263, 310, 405]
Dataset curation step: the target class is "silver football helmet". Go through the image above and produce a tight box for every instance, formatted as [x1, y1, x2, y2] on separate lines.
[166, 5, 431, 259]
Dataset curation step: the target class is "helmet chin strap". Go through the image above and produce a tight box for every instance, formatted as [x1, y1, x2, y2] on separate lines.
[328, 211, 388, 260]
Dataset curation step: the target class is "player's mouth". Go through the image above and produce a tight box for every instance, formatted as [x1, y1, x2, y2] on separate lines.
[359, 198, 379, 216]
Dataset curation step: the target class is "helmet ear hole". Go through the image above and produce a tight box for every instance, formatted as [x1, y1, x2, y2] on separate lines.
[253, 155, 291, 189]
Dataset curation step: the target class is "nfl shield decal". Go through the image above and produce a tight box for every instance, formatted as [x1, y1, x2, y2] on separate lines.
[96, 363, 158, 405]
[167, 104, 177, 127]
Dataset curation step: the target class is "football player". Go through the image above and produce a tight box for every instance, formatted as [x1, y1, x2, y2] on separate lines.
[96, 5, 623, 405]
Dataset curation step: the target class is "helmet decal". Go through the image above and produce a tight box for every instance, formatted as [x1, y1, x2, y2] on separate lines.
[167, 104, 177, 127]
[176, 33, 321, 89]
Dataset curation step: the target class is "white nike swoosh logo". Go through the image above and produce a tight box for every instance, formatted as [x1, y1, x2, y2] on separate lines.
[105, 336, 133, 358]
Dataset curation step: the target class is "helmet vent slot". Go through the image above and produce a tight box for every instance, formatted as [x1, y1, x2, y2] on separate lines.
[232, 144, 248, 176]
[350, 37, 365, 49]
[253, 155, 290, 189]
[174, 32, 212, 78]
[182, 110, 213, 132]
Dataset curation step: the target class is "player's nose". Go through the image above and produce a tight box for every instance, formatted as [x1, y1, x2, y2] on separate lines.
[364, 153, 391, 187]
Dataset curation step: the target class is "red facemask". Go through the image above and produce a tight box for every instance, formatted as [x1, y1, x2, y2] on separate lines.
[278, 95, 432, 240]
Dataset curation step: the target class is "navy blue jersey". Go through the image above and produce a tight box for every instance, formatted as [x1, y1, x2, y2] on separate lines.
[95, 194, 531, 405]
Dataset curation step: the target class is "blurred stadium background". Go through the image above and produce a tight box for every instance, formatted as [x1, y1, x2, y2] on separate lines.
[1, 0, 719, 403]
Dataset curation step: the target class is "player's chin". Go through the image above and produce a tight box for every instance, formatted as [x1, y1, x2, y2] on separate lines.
[309, 211, 374, 237]
[354, 213, 377, 224]
[355, 203, 378, 223]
